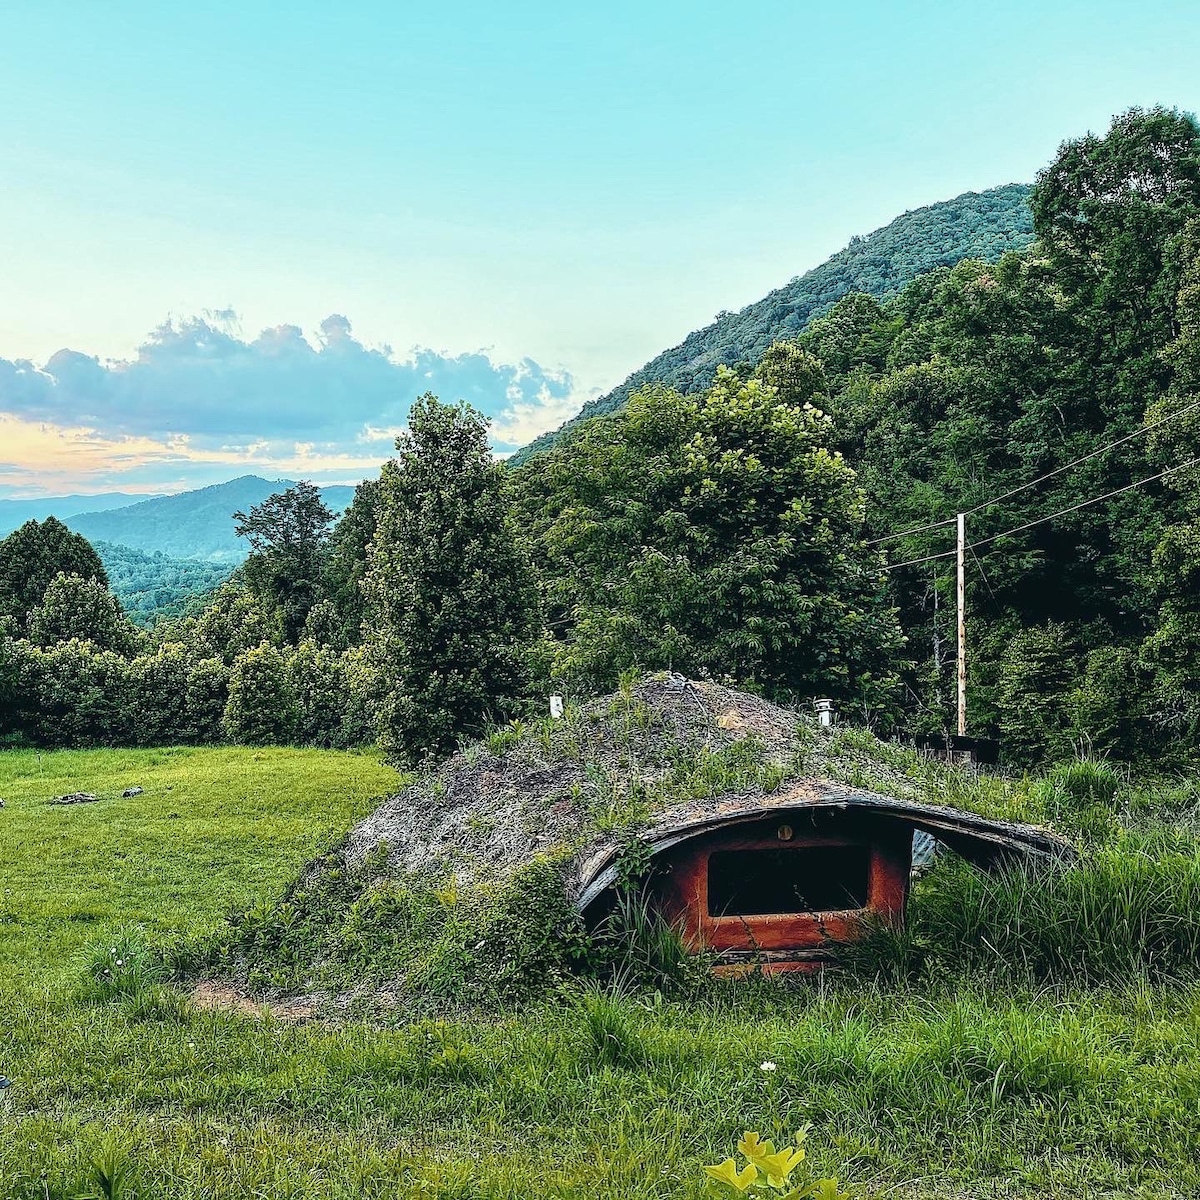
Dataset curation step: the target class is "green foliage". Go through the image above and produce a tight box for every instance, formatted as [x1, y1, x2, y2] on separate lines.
[321, 477, 381, 648]
[184, 582, 276, 666]
[364, 394, 541, 761]
[222, 643, 299, 746]
[235, 480, 336, 643]
[9, 638, 131, 747]
[94, 541, 232, 627]
[1029, 760, 1122, 842]
[218, 851, 589, 1005]
[123, 643, 191, 747]
[513, 184, 1034, 464]
[994, 623, 1080, 766]
[513, 368, 903, 715]
[27, 572, 140, 656]
[856, 833, 1200, 987]
[0, 516, 108, 628]
[287, 639, 349, 747]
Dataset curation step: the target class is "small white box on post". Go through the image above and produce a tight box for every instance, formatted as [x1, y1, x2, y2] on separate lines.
[549, 695, 565, 719]
[815, 698, 835, 728]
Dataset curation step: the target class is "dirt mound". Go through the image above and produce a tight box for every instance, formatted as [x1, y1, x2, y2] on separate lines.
[348, 673, 808, 888]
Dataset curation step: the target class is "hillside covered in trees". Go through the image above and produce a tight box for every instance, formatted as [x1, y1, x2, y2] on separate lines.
[95, 542, 233, 627]
[512, 183, 1034, 463]
[2, 108, 1198, 773]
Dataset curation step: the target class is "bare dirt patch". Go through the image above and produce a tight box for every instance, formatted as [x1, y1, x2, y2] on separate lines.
[191, 981, 318, 1023]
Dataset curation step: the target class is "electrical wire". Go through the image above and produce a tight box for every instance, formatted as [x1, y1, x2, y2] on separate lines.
[880, 453, 1200, 570]
[969, 453, 1200, 550]
[865, 396, 1200, 546]
[882, 548, 957, 572]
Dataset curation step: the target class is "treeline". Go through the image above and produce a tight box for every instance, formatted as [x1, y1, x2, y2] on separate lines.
[800, 106, 1200, 763]
[2, 108, 1198, 768]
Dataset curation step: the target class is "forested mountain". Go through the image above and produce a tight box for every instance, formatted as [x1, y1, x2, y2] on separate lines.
[512, 183, 1034, 463]
[65, 476, 356, 561]
[95, 542, 234, 626]
[0, 492, 161, 537]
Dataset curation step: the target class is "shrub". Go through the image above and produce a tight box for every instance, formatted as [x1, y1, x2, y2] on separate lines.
[223, 643, 299, 745]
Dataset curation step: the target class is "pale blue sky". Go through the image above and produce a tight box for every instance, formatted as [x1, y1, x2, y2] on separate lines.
[1, 1, 1199, 496]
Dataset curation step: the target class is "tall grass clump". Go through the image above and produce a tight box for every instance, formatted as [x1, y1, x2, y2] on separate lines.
[590, 888, 709, 993]
[1031, 759, 1123, 841]
[853, 842, 1200, 986]
[78, 925, 168, 1001]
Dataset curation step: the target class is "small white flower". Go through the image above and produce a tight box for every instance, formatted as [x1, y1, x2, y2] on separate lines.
[760, 1061, 777, 1072]
[115, 959, 124, 967]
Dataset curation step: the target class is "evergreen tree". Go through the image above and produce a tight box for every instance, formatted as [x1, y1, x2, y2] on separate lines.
[364, 394, 540, 760]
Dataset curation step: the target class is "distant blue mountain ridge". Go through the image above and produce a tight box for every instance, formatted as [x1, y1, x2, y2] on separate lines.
[0, 476, 357, 563]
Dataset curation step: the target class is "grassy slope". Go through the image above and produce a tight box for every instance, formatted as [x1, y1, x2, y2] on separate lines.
[0, 747, 399, 983]
[2, 747, 1199, 1199]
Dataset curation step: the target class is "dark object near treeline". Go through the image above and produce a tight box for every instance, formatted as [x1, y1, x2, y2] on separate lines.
[912, 735, 1001, 766]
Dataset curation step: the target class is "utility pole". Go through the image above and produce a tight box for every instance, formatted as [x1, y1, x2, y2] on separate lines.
[956, 512, 966, 737]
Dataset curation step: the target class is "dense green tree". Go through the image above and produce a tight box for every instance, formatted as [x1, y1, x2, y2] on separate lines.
[364, 394, 541, 760]
[11, 639, 129, 748]
[222, 643, 299, 746]
[27, 572, 139, 656]
[0, 518, 108, 627]
[123, 644, 191, 746]
[513, 367, 904, 712]
[234, 481, 335, 643]
[186, 583, 275, 666]
[1141, 216, 1200, 743]
[287, 640, 348, 748]
[321, 478, 381, 647]
[184, 656, 230, 743]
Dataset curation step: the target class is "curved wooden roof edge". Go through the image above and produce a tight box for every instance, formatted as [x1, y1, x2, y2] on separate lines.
[572, 779, 1077, 914]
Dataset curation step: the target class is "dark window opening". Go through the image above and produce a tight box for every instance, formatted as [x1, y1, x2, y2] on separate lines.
[707, 846, 870, 916]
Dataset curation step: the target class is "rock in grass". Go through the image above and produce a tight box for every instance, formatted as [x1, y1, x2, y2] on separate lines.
[122, 786, 144, 798]
[49, 792, 98, 805]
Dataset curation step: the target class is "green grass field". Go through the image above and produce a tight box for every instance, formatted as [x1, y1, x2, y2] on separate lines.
[2, 747, 1199, 1199]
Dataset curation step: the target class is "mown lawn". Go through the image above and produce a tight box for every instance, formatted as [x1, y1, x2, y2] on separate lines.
[1, 747, 1198, 1199]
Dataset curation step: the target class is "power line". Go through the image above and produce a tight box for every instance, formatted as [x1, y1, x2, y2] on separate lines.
[865, 396, 1200, 547]
[880, 453, 1200, 570]
[865, 513, 956, 546]
[970, 453, 1200, 550]
[882, 548, 956, 572]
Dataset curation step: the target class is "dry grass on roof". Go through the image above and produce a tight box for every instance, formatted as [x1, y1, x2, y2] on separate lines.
[348, 673, 1033, 890]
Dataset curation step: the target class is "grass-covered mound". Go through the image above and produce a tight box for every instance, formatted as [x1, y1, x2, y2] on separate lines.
[202, 673, 1063, 1007]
